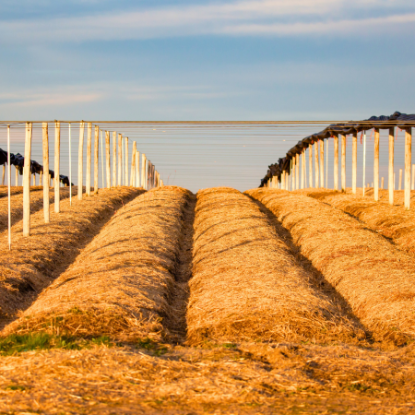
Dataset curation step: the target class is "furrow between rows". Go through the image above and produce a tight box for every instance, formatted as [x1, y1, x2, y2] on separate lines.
[247, 188, 415, 345]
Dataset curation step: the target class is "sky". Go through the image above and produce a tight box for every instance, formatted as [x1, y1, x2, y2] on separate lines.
[1, 0, 414, 121]
[0, 1, 414, 191]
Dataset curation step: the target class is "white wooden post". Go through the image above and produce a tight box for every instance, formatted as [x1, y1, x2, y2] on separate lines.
[112, 132, 117, 187]
[363, 132, 367, 197]
[141, 153, 147, 189]
[352, 132, 357, 195]
[135, 149, 140, 188]
[301, 150, 305, 189]
[78, 121, 85, 200]
[118, 134, 122, 186]
[334, 134, 339, 190]
[7, 125, 11, 249]
[130, 141, 136, 186]
[124, 137, 129, 186]
[42, 122, 50, 223]
[374, 128, 379, 202]
[341, 134, 346, 191]
[94, 125, 99, 194]
[86, 122, 92, 197]
[295, 153, 300, 190]
[23, 122, 32, 236]
[320, 139, 324, 188]
[314, 141, 319, 188]
[100, 130, 104, 189]
[309, 145, 313, 188]
[68, 123, 72, 206]
[389, 128, 394, 205]
[105, 131, 111, 189]
[399, 169, 403, 190]
[54, 121, 60, 212]
[405, 128, 412, 209]
[325, 139, 329, 188]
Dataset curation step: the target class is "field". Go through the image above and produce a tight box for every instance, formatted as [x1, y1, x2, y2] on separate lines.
[1, 186, 415, 414]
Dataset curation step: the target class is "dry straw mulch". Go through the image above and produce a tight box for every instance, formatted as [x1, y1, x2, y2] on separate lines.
[247, 188, 415, 345]
[187, 187, 362, 346]
[0, 185, 42, 198]
[1, 342, 415, 414]
[5, 186, 193, 342]
[0, 187, 141, 320]
[0, 187, 71, 233]
[294, 188, 415, 257]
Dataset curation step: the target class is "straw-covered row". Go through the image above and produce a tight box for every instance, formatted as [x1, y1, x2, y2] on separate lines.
[187, 187, 361, 345]
[0, 187, 71, 233]
[295, 188, 415, 257]
[0, 185, 42, 198]
[247, 188, 415, 345]
[4, 186, 193, 342]
[0, 187, 141, 320]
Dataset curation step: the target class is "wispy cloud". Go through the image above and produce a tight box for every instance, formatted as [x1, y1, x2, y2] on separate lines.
[0, 91, 101, 108]
[1, 0, 414, 43]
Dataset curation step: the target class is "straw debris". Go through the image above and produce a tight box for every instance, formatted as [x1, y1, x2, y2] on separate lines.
[247, 188, 415, 345]
[187, 187, 362, 345]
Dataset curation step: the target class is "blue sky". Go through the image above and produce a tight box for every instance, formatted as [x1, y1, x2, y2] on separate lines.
[1, 0, 415, 121]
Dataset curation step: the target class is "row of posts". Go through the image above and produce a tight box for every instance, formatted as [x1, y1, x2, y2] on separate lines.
[265, 128, 413, 210]
[16, 121, 163, 237]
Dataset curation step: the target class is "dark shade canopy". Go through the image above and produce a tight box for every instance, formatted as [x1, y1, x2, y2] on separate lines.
[259, 111, 414, 187]
[0, 148, 72, 186]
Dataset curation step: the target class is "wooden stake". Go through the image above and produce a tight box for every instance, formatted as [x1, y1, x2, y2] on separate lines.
[2, 165, 5, 185]
[363, 133, 366, 197]
[78, 121, 85, 200]
[281, 171, 285, 190]
[141, 154, 147, 189]
[94, 125, 99, 194]
[320, 139, 324, 188]
[341, 134, 346, 191]
[42, 123, 50, 223]
[124, 137, 129, 186]
[32, 174, 36, 186]
[334, 135, 339, 190]
[412, 164, 415, 191]
[15, 166, 18, 186]
[54, 121, 60, 212]
[100, 130, 104, 189]
[105, 131, 111, 189]
[130, 142, 137, 186]
[405, 128, 412, 209]
[86, 122, 92, 197]
[389, 128, 394, 205]
[374, 128, 380, 202]
[68, 123, 72, 206]
[314, 141, 319, 188]
[325, 139, 329, 188]
[39, 171, 43, 186]
[112, 132, 117, 187]
[381, 177, 384, 189]
[352, 132, 357, 194]
[118, 134, 122, 186]
[7, 126, 11, 249]
[135, 148, 140, 188]
[296, 153, 300, 190]
[399, 169, 403, 190]
[23, 122, 32, 237]
[309, 145, 313, 188]
[301, 150, 305, 189]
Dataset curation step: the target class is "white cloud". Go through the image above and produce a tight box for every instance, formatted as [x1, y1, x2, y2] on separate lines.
[0, 0, 414, 43]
